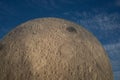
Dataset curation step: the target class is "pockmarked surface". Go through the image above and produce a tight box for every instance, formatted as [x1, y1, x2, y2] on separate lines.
[0, 18, 113, 80]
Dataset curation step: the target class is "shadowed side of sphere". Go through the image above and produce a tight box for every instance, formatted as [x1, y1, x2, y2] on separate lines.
[0, 18, 113, 80]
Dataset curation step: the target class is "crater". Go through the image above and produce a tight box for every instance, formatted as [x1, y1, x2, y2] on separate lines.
[59, 43, 77, 60]
[66, 27, 77, 33]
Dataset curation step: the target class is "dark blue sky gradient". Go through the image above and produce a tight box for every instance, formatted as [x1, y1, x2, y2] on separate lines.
[0, 0, 120, 80]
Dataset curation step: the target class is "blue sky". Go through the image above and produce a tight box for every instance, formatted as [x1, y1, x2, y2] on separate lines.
[0, 0, 120, 79]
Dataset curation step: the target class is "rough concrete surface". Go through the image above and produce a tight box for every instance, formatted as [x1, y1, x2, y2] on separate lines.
[0, 18, 113, 80]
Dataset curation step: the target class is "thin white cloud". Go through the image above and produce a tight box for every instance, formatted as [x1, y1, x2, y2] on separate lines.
[62, 11, 120, 31]
[104, 42, 120, 80]
[114, 71, 120, 80]
[78, 12, 120, 30]
[104, 42, 120, 50]
[93, 13, 120, 30]
[104, 42, 120, 63]
[115, 0, 120, 7]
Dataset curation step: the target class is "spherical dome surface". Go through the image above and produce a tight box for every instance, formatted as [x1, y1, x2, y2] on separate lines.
[0, 18, 113, 80]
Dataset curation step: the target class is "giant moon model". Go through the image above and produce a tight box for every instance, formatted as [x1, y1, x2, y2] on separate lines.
[0, 18, 113, 80]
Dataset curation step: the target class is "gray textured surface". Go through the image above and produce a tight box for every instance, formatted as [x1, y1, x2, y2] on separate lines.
[0, 18, 113, 80]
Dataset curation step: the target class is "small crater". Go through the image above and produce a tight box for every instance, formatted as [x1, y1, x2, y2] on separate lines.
[32, 31, 37, 35]
[66, 27, 77, 33]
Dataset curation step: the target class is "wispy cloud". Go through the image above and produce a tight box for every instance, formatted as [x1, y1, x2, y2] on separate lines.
[114, 71, 120, 80]
[91, 13, 120, 30]
[104, 42, 120, 51]
[75, 11, 120, 30]
[115, 0, 120, 7]
[104, 42, 120, 80]
[61, 10, 120, 30]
